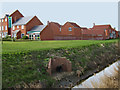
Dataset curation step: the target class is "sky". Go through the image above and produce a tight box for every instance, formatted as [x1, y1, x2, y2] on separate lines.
[1, 2, 118, 30]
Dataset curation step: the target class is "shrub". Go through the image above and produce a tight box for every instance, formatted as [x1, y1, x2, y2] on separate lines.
[22, 36, 29, 39]
[6, 35, 11, 39]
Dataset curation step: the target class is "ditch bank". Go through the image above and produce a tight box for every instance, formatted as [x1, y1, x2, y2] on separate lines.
[2, 42, 119, 88]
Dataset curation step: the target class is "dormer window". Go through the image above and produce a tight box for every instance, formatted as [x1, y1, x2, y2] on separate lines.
[69, 27, 72, 31]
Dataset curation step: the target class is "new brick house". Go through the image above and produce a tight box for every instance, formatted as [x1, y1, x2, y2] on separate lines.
[82, 24, 118, 40]
[0, 10, 24, 38]
[12, 16, 43, 39]
[57, 22, 82, 40]
[27, 21, 61, 40]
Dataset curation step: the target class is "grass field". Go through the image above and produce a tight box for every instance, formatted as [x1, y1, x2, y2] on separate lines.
[2, 39, 118, 54]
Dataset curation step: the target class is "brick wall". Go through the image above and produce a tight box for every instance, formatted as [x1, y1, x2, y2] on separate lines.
[40, 22, 61, 40]
[47, 57, 72, 75]
[26, 16, 43, 32]
[10, 10, 24, 23]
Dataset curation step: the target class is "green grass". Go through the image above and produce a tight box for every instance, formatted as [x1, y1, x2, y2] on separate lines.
[2, 39, 118, 54]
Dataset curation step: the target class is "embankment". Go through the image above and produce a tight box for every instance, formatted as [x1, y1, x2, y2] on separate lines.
[2, 41, 119, 88]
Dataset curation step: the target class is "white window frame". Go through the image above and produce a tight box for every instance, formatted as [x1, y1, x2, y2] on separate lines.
[21, 33, 24, 38]
[2, 26, 4, 31]
[5, 26, 7, 30]
[60, 27, 61, 32]
[69, 27, 72, 31]
[2, 19, 3, 22]
[21, 25, 24, 29]
[13, 26, 15, 30]
[17, 25, 19, 28]
[5, 18, 7, 22]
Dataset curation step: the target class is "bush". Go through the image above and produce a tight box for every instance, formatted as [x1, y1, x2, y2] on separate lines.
[6, 36, 11, 39]
[2, 38, 12, 41]
[22, 36, 29, 39]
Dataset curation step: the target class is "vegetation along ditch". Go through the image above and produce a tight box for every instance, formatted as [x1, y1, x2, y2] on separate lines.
[2, 40, 119, 88]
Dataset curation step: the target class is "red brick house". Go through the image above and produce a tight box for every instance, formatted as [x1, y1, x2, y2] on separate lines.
[0, 10, 24, 38]
[27, 21, 61, 40]
[57, 22, 82, 40]
[82, 24, 118, 40]
[12, 16, 43, 39]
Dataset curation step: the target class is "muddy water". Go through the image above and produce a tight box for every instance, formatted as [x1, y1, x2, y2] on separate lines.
[72, 60, 120, 88]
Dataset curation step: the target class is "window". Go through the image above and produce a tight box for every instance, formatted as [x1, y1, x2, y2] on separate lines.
[2, 19, 3, 22]
[5, 26, 7, 30]
[35, 34, 40, 40]
[21, 25, 24, 29]
[2, 26, 4, 31]
[21, 33, 24, 38]
[69, 27, 72, 31]
[29, 34, 33, 40]
[14, 34, 16, 38]
[17, 26, 19, 28]
[13, 26, 15, 30]
[98, 35, 102, 36]
[60, 27, 61, 32]
[0, 26, 1, 31]
[5, 32, 8, 37]
[5, 18, 7, 22]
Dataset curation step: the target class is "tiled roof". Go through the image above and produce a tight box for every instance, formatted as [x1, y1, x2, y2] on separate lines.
[12, 16, 34, 26]
[67, 22, 80, 28]
[27, 25, 46, 34]
[0, 9, 21, 19]
[51, 22, 61, 27]
[92, 25, 111, 30]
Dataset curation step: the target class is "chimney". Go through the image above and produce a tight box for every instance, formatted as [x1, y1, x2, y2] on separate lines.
[114, 27, 116, 30]
[93, 23, 95, 26]
[47, 21, 50, 25]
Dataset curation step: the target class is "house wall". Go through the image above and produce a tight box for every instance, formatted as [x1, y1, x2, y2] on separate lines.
[60, 22, 81, 40]
[0, 16, 8, 37]
[61, 23, 75, 36]
[40, 22, 61, 40]
[10, 10, 24, 23]
[12, 25, 26, 37]
[26, 16, 43, 32]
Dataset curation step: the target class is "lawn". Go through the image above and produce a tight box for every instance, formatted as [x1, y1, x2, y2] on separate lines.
[2, 39, 118, 54]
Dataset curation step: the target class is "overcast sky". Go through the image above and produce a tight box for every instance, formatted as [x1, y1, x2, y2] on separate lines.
[1, 2, 118, 29]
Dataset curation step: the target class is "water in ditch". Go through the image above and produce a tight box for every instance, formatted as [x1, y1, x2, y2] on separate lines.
[72, 60, 120, 88]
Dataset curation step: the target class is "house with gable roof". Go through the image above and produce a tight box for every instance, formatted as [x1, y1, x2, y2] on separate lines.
[0, 10, 24, 37]
[12, 16, 43, 39]
[82, 24, 118, 40]
[27, 21, 61, 40]
[57, 22, 82, 40]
